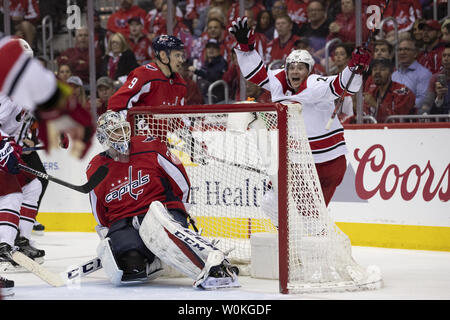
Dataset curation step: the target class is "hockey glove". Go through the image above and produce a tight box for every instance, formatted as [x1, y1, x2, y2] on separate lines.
[229, 16, 255, 52]
[348, 46, 372, 74]
[0, 138, 22, 174]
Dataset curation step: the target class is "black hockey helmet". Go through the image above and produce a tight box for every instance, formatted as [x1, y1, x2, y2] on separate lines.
[152, 35, 185, 56]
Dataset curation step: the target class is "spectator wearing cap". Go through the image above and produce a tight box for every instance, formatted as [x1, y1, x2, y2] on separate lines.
[100, 32, 139, 83]
[91, 76, 116, 117]
[392, 38, 432, 109]
[106, 0, 146, 37]
[418, 20, 445, 74]
[189, 39, 228, 103]
[127, 16, 152, 65]
[363, 59, 416, 123]
[67, 76, 87, 106]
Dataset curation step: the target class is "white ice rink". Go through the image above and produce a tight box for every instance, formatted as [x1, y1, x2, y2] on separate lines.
[3, 231, 450, 301]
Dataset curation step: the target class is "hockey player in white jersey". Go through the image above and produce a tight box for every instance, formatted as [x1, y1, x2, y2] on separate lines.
[229, 17, 371, 224]
[0, 37, 95, 297]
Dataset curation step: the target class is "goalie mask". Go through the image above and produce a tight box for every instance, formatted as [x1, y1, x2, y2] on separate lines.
[96, 111, 131, 155]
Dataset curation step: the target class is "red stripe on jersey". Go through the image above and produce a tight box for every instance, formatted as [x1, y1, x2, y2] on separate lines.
[165, 227, 205, 270]
[275, 70, 294, 94]
[0, 210, 20, 226]
[20, 206, 37, 220]
[0, 41, 24, 91]
[248, 64, 268, 86]
[331, 74, 345, 96]
[309, 131, 345, 151]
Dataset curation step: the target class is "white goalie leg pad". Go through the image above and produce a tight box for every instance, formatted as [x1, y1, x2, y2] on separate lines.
[96, 238, 123, 286]
[139, 201, 220, 280]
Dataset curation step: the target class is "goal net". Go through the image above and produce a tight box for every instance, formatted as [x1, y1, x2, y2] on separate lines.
[127, 102, 382, 293]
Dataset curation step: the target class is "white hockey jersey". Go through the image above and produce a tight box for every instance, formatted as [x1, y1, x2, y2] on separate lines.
[0, 94, 34, 145]
[235, 49, 363, 163]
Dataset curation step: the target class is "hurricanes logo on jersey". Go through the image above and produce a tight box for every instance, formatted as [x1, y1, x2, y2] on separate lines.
[105, 166, 150, 203]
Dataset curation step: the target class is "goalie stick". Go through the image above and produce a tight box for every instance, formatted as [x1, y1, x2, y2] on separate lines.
[325, 0, 390, 130]
[18, 163, 109, 193]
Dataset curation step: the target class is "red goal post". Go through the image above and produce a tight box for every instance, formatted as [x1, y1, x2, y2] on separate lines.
[127, 102, 382, 294]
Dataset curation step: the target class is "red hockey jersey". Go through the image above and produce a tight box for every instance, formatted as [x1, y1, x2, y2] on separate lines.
[107, 62, 187, 113]
[87, 135, 191, 228]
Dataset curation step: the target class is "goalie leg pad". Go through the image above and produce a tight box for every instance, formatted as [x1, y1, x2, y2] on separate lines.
[139, 201, 219, 280]
[96, 238, 123, 286]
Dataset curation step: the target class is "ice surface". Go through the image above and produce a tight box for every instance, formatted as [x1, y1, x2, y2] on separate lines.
[3, 232, 450, 300]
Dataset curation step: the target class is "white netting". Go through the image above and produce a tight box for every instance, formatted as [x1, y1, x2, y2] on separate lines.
[128, 103, 382, 293]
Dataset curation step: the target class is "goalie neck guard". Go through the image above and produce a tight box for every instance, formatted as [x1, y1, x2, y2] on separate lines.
[96, 111, 131, 155]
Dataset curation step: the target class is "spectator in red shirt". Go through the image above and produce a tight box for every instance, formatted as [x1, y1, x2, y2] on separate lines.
[180, 60, 204, 105]
[127, 17, 152, 65]
[1, 0, 40, 46]
[226, 0, 265, 29]
[57, 27, 102, 84]
[152, 2, 194, 60]
[363, 0, 422, 36]
[418, 20, 445, 74]
[106, 0, 146, 37]
[328, 0, 369, 44]
[285, 0, 308, 28]
[363, 58, 416, 123]
[265, 14, 301, 63]
[192, 17, 230, 64]
[144, 0, 183, 38]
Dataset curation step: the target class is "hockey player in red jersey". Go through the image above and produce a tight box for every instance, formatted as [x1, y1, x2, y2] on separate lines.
[107, 35, 187, 116]
[229, 17, 371, 221]
[87, 110, 239, 289]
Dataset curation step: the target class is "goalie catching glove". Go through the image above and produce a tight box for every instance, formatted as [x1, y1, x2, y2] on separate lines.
[229, 16, 255, 52]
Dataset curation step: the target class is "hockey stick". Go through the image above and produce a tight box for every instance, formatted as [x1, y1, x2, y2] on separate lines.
[325, 0, 390, 130]
[17, 163, 109, 193]
[23, 146, 44, 152]
[62, 257, 102, 281]
[11, 251, 65, 287]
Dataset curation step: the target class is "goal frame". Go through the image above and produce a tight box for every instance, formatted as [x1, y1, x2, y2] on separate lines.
[127, 102, 294, 294]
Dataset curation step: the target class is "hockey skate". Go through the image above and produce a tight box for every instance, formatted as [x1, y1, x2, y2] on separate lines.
[0, 276, 14, 298]
[194, 251, 240, 290]
[15, 236, 45, 264]
[0, 242, 20, 273]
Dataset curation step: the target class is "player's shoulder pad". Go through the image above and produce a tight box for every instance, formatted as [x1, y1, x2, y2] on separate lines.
[87, 153, 108, 176]
[130, 135, 168, 154]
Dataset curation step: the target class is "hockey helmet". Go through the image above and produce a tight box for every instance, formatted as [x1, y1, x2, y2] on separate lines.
[285, 50, 314, 73]
[96, 111, 131, 155]
[152, 34, 185, 56]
